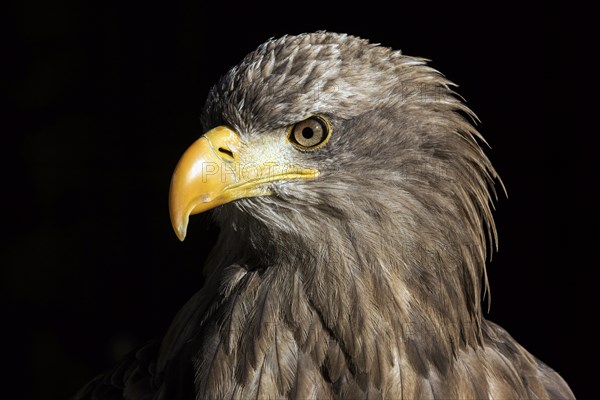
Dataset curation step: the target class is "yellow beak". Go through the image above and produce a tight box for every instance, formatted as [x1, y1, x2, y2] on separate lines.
[168, 126, 319, 241]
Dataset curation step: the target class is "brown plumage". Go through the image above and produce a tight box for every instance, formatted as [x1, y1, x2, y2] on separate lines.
[75, 32, 574, 399]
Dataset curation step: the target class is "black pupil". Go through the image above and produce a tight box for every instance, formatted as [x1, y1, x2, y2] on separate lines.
[302, 127, 314, 139]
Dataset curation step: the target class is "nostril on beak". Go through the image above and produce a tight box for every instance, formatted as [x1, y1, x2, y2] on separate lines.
[217, 147, 235, 161]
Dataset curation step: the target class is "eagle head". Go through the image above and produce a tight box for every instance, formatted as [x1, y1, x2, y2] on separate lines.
[170, 32, 498, 256]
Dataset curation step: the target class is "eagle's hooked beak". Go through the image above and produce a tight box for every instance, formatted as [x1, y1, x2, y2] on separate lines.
[169, 126, 319, 241]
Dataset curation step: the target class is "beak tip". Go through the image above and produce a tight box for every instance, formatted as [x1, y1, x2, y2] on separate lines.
[174, 223, 187, 242]
[169, 196, 189, 241]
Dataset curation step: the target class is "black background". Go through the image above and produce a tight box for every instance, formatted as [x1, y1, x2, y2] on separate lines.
[7, 1, 588, 399]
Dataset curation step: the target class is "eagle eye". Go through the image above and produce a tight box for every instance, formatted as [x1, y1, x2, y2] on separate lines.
[288, 116, 331, 150]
